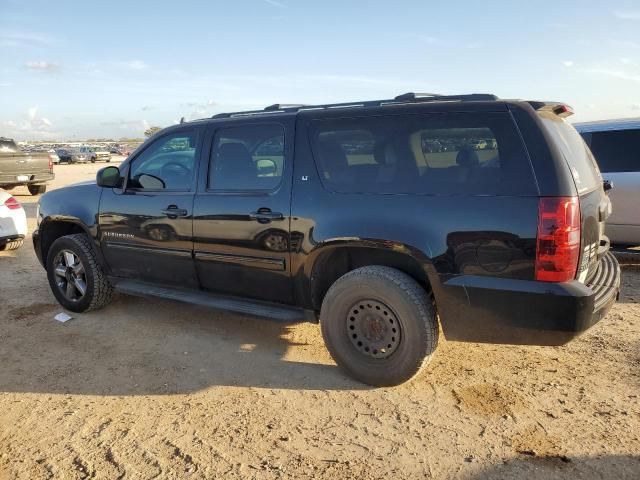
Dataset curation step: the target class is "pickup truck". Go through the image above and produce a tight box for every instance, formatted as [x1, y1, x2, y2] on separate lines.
[0, 137, 55, 195]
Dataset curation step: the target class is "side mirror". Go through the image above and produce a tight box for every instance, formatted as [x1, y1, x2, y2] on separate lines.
[96, 166, 121, 188]
[257, 158, 277, 176]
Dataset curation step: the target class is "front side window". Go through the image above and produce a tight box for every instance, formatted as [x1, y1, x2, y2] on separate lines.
[129, 130, 199, 191]
[589, 129, 640, 173]
[209, 124, 284, 191]
[310, 113, 535, 195]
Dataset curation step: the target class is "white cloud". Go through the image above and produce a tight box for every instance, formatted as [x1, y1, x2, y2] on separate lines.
[0, 31, 52, 48]
[1, 107, 57, 140]
[99, 119, 151, 132]
[609, 38, 640, 49]
[401, 33, 440, 45]
[263, 0, 285, 7]
[614, 10, 640, 20]
[587, 67, 640, 83]
[24, 60, 60, 72]
[562, 60, 574, 67]
[619, 57, 636, 65]
[127, 60, 148, 70]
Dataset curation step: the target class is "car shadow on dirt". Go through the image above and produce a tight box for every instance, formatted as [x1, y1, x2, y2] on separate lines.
[463, 454, 640, 479]
[0, 293, 369, 396]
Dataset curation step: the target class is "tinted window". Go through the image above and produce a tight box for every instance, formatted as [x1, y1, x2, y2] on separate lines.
[129, 130, 198, 190]
[538, 112, 601, 193]
[310, 112, 535, 195]
[209, 124, 284, 191]
[588, 129, 640, 173]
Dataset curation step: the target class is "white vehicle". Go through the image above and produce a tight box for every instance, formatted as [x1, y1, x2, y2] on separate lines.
[0, 188, 28, 250]
[576, 118, 640, 246]
[48, 149, 60, 164]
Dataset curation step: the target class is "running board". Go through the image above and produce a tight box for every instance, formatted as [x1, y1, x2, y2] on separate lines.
[113, 279, 317, 323]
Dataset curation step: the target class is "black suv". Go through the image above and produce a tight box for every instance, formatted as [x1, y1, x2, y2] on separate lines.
[33, 93, 621, 386]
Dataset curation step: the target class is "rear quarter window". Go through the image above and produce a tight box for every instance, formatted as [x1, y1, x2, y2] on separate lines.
[309, 112, 536, 196]
[538, 113, 602, 194]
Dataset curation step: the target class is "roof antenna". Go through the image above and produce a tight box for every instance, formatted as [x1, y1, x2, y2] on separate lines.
[179, 116, 185, 124]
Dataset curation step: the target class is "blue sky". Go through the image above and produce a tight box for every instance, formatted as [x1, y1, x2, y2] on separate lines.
[1, 0, 640, 140]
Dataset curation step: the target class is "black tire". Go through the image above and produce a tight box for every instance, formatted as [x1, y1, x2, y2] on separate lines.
[320, 266, 438, 386]
[0, 239, 23, 251]
[28, 184, 47, 195]
[46, 233, 113, 312]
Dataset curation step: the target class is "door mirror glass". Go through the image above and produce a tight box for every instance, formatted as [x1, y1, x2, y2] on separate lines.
[257, 158, 277, 176]
[96, 166, 121, 188]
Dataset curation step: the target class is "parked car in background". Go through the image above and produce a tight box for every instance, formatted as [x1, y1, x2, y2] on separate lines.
[0, 188, 27, 250]
[48, 149, 60, 164]
[0, 137, 54, 195]
[34, 93, 620, 386]
[91, 146, 112, 163]
[79, 146, 97, 162]
[56, 148, 89, 164]
[576, 118, 640, 246]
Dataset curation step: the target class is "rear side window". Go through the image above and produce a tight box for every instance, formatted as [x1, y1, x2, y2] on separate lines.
[588, 129, 640, 173]
[309, 112, 536, 195]
[538, 113, 601, 194]
[209, 124, 284, 191]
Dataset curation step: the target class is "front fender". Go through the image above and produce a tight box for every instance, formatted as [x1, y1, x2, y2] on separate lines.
[34, 183, 104, 267]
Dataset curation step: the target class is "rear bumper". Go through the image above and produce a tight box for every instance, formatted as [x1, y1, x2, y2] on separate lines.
[437, 252, 621, 346]
[0, 172, 54, 185]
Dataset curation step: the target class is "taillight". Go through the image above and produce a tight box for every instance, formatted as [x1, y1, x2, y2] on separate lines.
[4, 196, 22, 210]
[535, 197, 581, 282]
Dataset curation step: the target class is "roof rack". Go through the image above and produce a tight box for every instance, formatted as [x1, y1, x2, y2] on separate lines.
[211, 92, 499, 119]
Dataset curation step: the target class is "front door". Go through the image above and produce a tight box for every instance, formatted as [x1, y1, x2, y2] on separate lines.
[193, 119, 294, 304]
[99, 128, 202, 288]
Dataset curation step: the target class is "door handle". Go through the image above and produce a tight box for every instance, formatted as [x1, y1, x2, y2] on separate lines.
[161, 205, 188, 218]
[249, 208, 284, 223]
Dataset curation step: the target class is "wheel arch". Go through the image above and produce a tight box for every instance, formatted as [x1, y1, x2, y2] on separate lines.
[306, 240, 437, 311]
[38, 218, 106, 270]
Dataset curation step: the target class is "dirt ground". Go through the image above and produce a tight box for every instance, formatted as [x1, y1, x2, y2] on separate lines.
[1, 161, 639, 479]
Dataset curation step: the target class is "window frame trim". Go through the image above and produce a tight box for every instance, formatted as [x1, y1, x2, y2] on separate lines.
[125, 127, 202, 194]
[204, 121, 287, 195]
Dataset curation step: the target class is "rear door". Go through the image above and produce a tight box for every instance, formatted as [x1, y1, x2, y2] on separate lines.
[538, 113, 609, 282]
[583, 128, 640, 245]
[192, 119, 294, 304]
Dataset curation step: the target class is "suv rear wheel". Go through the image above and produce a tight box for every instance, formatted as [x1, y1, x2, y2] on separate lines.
[46, 233, 113, 312]
[320, 266, 438, 386]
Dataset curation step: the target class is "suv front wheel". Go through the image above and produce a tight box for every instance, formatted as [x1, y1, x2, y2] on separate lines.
[46, 233, 113, 312]
[320, 266, 439, 386]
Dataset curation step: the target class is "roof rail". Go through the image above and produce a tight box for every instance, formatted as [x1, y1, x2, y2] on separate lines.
[394, 92, 441, 101]
[264, 103, 307, 111]
[211, 92, 499, 119]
